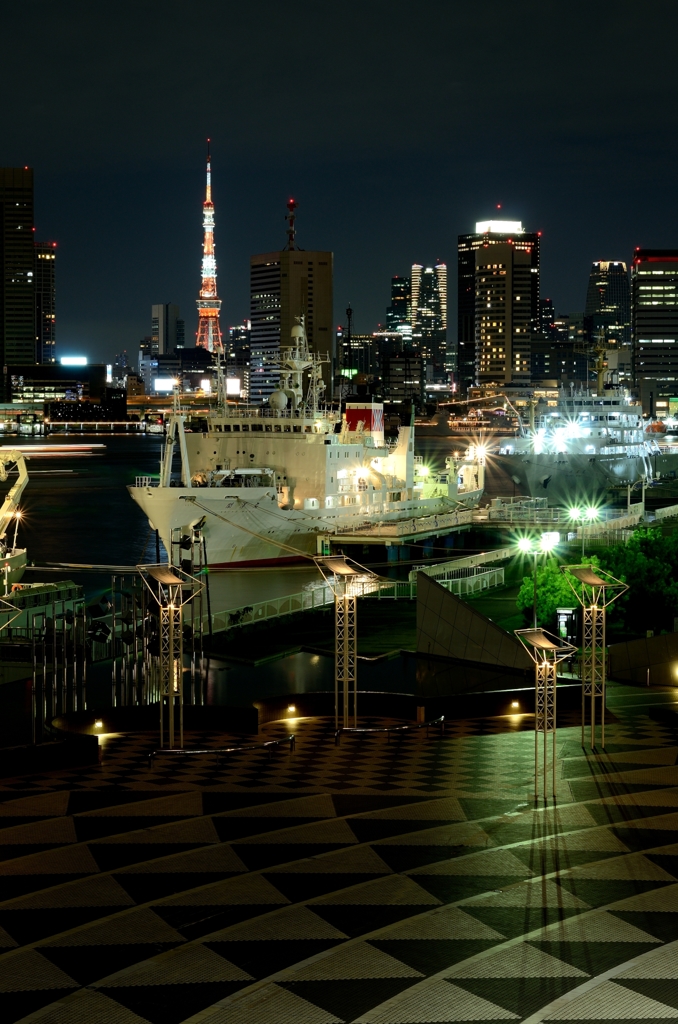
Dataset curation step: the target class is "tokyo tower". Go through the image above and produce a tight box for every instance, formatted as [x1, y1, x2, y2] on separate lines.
[196, 140, 222, 351]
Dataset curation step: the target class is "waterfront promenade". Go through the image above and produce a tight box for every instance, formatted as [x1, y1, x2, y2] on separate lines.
[0, 685, 677, 1023]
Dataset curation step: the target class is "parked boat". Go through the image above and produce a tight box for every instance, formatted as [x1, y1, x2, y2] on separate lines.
[128, 318, 486, 567]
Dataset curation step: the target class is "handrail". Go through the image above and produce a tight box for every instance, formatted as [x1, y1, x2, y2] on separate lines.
[148, 733, 296, 767]
[335, 715, 445, 745]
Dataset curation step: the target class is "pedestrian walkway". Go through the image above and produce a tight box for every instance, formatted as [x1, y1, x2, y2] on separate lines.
[0, 687, 677, 1023]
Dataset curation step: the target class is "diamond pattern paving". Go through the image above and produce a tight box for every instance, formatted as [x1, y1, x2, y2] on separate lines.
[0, 706, 677, 1022]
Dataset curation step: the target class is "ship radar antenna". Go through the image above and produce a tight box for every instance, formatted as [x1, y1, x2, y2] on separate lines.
[285, 198, 298, 250]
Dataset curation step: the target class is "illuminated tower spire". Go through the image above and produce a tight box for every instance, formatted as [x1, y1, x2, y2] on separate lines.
[196, 139, 222, 351]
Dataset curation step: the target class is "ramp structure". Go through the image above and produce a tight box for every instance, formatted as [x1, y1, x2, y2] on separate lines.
[416, 573, 531, 669]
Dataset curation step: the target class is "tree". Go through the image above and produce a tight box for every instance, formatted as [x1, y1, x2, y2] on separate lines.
[516, 556, 601, 631]
[599, 528, 678, 635]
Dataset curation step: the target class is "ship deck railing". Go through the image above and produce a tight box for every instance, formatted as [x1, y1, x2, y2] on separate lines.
[332, 507, 475, 537]
[207, 568, 504, 634]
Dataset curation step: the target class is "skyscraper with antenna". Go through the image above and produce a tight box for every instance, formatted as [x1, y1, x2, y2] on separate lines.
[196, 141, 222, 351]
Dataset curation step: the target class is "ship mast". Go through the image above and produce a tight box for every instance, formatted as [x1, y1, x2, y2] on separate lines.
[196, 139, 222, 352]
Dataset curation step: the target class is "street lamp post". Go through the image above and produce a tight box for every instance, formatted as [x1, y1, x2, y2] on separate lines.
[315, 556, 380, 730]
[561, 564, 627, 750]
[138, 563, 204, 750]
[568, 507, 600, 559]
[517, 533, 560, 629]
[515, 627, 576, 801]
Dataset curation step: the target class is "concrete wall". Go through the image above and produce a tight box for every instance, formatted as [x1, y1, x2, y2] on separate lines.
[608, 632, 678, 686]
[416, 572, 532, 669]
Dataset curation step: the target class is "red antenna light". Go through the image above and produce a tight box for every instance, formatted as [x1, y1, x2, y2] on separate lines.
[497, 203, 501, 209]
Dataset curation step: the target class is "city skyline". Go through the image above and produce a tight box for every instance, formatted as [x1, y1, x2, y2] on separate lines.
[21, 162, 653, 366]
[4, 4, 678, 363]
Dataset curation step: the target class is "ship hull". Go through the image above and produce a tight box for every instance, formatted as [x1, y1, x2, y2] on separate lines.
[490, 452, 652, 505]
[128, 485, 482, 568]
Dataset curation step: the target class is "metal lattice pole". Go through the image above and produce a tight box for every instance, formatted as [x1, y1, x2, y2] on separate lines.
[159, 588, 184, 749]
[317, 555, 378, 735]
[535, 658, 557, 800]
[516, 627, 575, 804]
[562, 566, 626, 753]
[335, 593, 357, 729]
[138, 564, 203, 752]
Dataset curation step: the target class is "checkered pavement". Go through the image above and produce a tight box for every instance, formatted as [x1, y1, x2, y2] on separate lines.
[0, 696, 677, 1022]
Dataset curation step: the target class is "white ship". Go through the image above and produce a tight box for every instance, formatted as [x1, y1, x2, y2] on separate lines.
[491, 387, 676, 505]
[0, 449, 29, 589]
[128, 319, 485, 567]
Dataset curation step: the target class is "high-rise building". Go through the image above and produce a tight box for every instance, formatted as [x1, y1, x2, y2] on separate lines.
[405, 264, 448, 376]
[195, 143, 222, 352]
[457, 220, 540, 392]
[1, 168, 35, 394]
[475, 242, 534, 385]
[151, 303, 184, 355]
[249, 200, 333, 403]
[385, 275, 411, 331]
[410, 265, 422, 329]
[34, 240, 56, 363]
[410, 263, 447, 373]
[632, 249, 678, 391]
[225, 321, 251, 399]
[584, 261, 631, 346]
[540, 298, 556, 337]
[382, 353, 425, 410]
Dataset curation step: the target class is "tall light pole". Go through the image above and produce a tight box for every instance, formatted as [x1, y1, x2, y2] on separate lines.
[561, 564, 627, 750]
[568, 507, 600, 559]
[515, 627, 576, 802]
[315, 555, 379, 730]
[517, 532, 560, 628]
[138, 564, 203, 750]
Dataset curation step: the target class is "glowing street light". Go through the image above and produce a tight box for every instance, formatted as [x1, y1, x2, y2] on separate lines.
[568, 506, 600, 558]
[516, 532, 560, 628]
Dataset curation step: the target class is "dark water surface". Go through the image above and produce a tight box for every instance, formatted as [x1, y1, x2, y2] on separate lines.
[3, 435, 320, 609]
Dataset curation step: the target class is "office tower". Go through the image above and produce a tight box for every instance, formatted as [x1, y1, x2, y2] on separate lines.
[632, 249, 678, 403]
[249, 200, 333, 403]
[382, 353, 425, 409]
[336, 326, 373, 376]
[385, 275, 411, 331]
[584, 261, 631, 346]
[225, 321, 251, 399]
[1, 168, 35, 395]
[34, 240, 56, 363]
[151, 303, 184, 355]
[196, 143, 222, 352]
[458, 220, 540, 392]
[540, 298, 556, 337]
[410, 265, 422, 329]
[475, 242, 534, 385]
[410, 263, 447, 373]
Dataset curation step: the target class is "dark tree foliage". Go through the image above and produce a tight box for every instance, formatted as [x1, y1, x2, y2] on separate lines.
[598, 528, 678, 635]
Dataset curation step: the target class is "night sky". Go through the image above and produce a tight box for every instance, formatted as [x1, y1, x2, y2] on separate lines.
[4, 1, 678, 361]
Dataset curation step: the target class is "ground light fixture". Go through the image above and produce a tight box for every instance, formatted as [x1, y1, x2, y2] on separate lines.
[515, 532, 560, 628]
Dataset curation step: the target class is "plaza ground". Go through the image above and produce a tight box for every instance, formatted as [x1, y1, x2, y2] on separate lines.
[0, 684, 677, 1022]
